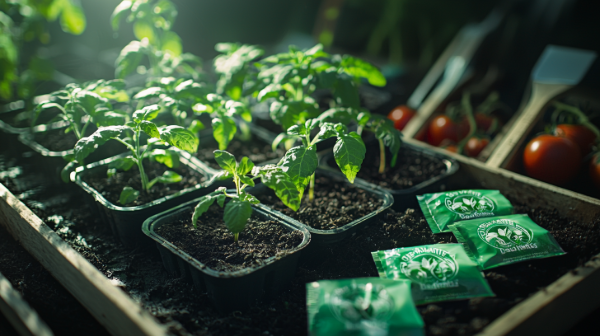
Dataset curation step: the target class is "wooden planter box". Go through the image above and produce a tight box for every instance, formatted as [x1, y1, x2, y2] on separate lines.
[1, 136, 600, 335]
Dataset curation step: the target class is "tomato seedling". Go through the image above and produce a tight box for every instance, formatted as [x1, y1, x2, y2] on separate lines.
[192, 150, 300, 241]
[275, 119, 366, 202]
[73, 104, 199, 204]
[214, 43, 264, 100]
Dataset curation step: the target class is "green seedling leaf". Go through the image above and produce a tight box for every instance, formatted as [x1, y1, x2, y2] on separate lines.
[140, 120, 160, 138]
[272, 132, 291, 151]
[108, 156, 136, 171]
[188, 120, 204, 134]
[270, 100, 320, 131]
[316, 108, 355, 125]
[257, 83, 282, 101]
[133, 104, 161, 122]
[240, 192, 260, 204]
[111, 0, 132, 31]
[147, 171, 182, 189]
[115, 41, 144, 79]
[162, 31, 182, 56]
[237, 156, 254, 176]
[74, 126, 128, 163]
[150, 149, 179, 168]
[119, 186, 139, 205]
[60, 0, 86, 35]
[76, 91, 108, 116]
[340, 55, 386, 87]
[213, 150, 236, 173]
[256, 165, 302, 211]
[279, 145, 318, 191]
[212, 116, 236, 150]
[239, 175, 255, 187]
[317, 122, 341, 140]
[192, 187, 227, 228]
[373, 117, 402, 167]
[134, 87, 164, 100]
[160, 125, 199, 152]
[107, 168, 117, 178]
[133, 18, 156, 44]
[316, 68, 338, 89]
[214, 170, 233, 180]
[334, 132, 366, 183]
[224, 199, 253, 235]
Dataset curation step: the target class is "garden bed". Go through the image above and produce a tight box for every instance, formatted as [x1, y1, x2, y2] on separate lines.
[2, 138, 600, 335]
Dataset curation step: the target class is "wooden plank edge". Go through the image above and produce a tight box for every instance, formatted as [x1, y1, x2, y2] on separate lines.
[0, 271, 53, 336]
[0, 183, 167, 336]
[477, 256, 600, 336]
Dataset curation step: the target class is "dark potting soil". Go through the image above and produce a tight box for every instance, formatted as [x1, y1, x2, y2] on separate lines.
[257, 175, 384, 230]
[196, 137, 285, 170]
[156, 205, 304, 272]
[32, 127, 81, 152]
[84, 160, 208, 206]
[327, 141, 448, 190]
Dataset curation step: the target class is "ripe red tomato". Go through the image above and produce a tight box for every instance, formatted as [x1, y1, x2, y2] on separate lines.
[554, 124, 596, 155]
[523, 134, 582, 186]
[464, 136, 489, 157]
[427, 115, 460, 146]
[387, 105, 416, 131]
[589, 154, 600, 189]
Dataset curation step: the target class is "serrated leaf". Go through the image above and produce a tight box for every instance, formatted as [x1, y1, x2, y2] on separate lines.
[257, 166, 302, 211]
[213, 150, 236, 173]
[237, 156, 254, 176]
[279, 145, 318, 191]
[214, 170, 233, 180]
[74, 126, 128, 163]
[140, 120, 160, 138]
[119, 186, 139, 205]
[160, 125, 199, 152]
[270, 100, 320, 130]
[224, 199, 252, 235]
[76, 91, 108, 116]
[111, 0, 132, 31]
[316, 108, 355, 124]
[134, 87, 164, 100]
[108, 156, 136, 171]
[334, 132, 365, 183]
[240, 192, 260, 204]
[257, 83, 282, 101]
[212, 116, 236, 150]
[317, 122, 340, 140]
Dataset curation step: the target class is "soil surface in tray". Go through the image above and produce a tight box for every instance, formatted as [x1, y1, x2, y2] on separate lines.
[32, 126, 81, 151]
[196, 137, 285, 170]
[257, 175, 384, 230]
[327, 141, 448, 190]
[156, 206, 303, 272]
[84, 160, 207, 206]
[2, 142, 599, 335]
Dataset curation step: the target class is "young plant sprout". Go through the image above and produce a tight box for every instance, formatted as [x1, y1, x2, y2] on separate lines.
[73, 104, 199, 205]
[252, 44, 386, 140]
[214, 43, 264, 101]
[33, 80, 130, 138]
[276, 119, 366, 202]
[111, 0, 203, 80]
[192, 150, 300, 242]
[192, 93, 252, 150]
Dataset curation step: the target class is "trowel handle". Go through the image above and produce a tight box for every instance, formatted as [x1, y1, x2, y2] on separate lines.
[486, 82, 571, 168]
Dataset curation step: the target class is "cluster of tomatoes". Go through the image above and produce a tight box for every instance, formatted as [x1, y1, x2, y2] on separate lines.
[523, 102, 600, 188]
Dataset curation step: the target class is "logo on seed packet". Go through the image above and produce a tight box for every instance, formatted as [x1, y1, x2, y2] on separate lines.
[400, 247, 459, 290]
[329, 282, 394, 328]
[444, 191, 495, 219]
[477, 219, 536, 254]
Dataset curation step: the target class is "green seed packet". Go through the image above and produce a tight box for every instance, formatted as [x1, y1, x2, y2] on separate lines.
[306, 278, 424, 336]
[417, 189, 513, 233]
[371, 244, 494, 305]
[449, 214, 566, 269]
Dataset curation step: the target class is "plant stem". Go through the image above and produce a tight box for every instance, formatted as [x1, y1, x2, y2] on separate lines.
[308, 173, 315, 202]
[135, 128, 149, 191]
[552, 101, 600, 139]
[234, 233, 239, 242]
[378, 138, 386, 174]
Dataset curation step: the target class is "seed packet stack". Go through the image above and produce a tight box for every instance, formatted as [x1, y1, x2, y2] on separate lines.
[416, 190, 565, 270]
